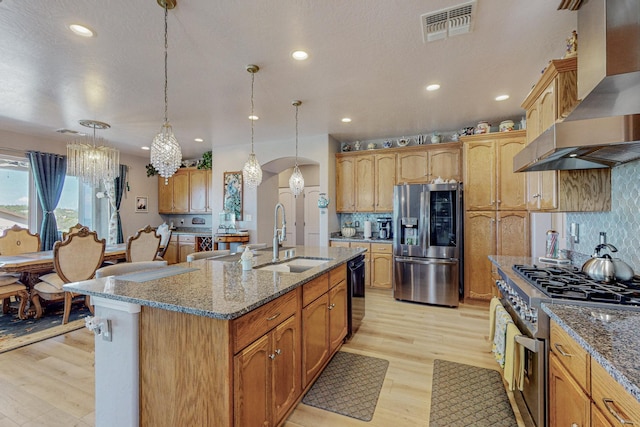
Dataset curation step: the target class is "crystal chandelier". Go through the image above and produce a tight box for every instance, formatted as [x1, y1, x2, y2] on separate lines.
[242, 64, 262, 189]
[151, 0, 182, 185]
[67, 120, 119, 187]
[289, 100, 304, 197]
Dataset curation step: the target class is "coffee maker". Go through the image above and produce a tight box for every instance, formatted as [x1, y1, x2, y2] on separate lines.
[377, 217, 392, 239]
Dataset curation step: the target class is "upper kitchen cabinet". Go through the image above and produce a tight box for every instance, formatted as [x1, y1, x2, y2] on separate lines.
[336, 151, 395, 213]
[395, 143, 461, 184]
[462, 131, 527, 211]
[521, 56, 611, 212]
[158, 168, 213, 214]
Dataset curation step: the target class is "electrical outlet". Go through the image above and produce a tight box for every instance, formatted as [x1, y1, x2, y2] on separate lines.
[570, 223, 579, 243]
[245, 214, 252, 221]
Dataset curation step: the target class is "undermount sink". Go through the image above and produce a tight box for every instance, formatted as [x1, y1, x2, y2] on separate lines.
[256, 257, 331, 273]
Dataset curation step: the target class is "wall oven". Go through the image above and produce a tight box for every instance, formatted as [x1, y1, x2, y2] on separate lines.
[347, 254, 365, 339]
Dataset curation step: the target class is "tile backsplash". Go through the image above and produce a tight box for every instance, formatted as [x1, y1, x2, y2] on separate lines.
[566, 160, 640, 271]
[338, 213, 393, 234]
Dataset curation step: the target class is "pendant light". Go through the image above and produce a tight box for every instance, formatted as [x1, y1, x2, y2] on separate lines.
[242, 64, 262, 189]
[150, 0, 182, 185]
[289, 100, 304, 197]
[67, 120, 119, 186]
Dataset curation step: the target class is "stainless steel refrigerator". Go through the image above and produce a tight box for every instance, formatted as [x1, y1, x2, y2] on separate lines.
[393, 183, 463, 307]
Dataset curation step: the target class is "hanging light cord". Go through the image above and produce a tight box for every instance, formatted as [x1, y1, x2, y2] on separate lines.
[163, 3, 169, 124]
[250, 71, 255, 154]
[294, 103, 299, 166]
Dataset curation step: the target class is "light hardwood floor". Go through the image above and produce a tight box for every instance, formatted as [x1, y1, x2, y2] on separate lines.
[0, 288, 523, 426]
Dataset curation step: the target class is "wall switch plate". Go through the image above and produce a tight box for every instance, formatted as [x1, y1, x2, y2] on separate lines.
[245, 214, 252, 221]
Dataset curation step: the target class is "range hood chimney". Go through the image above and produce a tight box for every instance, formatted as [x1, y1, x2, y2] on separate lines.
[515, 0, 640, 172]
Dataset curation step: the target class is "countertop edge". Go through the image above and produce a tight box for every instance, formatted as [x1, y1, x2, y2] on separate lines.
[541, 303, 640, 403]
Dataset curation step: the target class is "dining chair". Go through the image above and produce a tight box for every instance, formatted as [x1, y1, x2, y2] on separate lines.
[126, 225, 161, 263]
[31, 227, 105, 324]
[155, 223, 172, 260]
[0, 225, 40, 319]
[186, 250, 230, 262]
[95, 260, 168, 278]
[61, 223, 87, 240]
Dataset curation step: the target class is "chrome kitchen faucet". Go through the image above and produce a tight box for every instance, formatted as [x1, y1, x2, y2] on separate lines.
[273, 203, 287, 262]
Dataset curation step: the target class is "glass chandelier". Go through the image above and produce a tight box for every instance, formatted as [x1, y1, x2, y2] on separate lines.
[242, 64, 262, 189]
[67, 119, 119, 187]
[289, 100, 304, 197]
[151, 0, 182, 185]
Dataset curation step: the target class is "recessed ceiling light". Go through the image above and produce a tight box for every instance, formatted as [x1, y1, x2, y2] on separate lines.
[569, 153, 578, 158]
[291, 50, 309, 61]
[495, 94, 510, 101]
[426, 84, 441, 91]
[248, 115, 259, 121]
[341, 118, 352, 123]
[141, 146, 150, 151]
[69, 24, 94, 37]
[194, 138, 204, 142]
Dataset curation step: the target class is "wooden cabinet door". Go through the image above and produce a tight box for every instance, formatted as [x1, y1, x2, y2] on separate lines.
[336, 157, 355, 212]
[539, 84, 556, 133]
[302, 293, 329, 388]
[328, 281, 348, 354]
[172, 172, 190, 213]
[164, 235, 178, 265]
[375, 153, 395, 212]
[497, 211, 529, 258]
[189, 170, 207, 213]
[396, 150, 428, 184]
[464, 142, 495, 210]
[234, 333, 271, 427]
[178, 235, 195, 263]
[525, 101, 541, 144]
[158, 176, 174, 213]
[496, 137, 527, 210]
[549, 352, 591, 427]
[206, 169, 213, 212]
[355, 155, 375, 212]
[463, 211, 496, 301]
[429, 147, 461, 182]
[272, 315, 300, 425]
[371, 252, 392, 289]
[591, 403, 614, 427]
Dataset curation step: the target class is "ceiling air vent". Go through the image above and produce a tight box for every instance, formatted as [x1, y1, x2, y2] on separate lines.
[421, 0, 476, 43]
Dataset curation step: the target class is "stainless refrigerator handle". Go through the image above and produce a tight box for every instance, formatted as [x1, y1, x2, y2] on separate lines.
[394, 257, 458, 265]
[515, 335, 542, 353]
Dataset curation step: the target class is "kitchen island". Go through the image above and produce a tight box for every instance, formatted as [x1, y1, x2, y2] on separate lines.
[64, 246, 364, 427]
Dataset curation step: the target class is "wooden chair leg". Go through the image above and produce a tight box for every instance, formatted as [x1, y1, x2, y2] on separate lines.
[31, 292, 43, 319]
[63, 292, 72, 325]
[16, 290, 28, 320]
[85, 295, 94, 315]
[2, 297, 8, 314]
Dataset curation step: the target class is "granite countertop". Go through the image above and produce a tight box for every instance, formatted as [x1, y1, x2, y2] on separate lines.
[329, 232, 392, 244]
[64, 246, 364, 321]
[542, 303, 640, 403]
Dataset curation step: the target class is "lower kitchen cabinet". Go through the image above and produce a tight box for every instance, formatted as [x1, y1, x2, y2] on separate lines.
[302, 272, 348, 388]
[165, 234, 196, 264]
[464, 210, 529, 301]
[371, 243, 392, 289]
[234, 314, 300, 427]
[549, 352, 591, 427]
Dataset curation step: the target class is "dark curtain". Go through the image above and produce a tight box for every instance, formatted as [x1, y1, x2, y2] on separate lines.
[114, 164, 128, 244]
[27, 151, 67, 250]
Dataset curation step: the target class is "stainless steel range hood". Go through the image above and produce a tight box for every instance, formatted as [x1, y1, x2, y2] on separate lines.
[515, 0, 640, 172]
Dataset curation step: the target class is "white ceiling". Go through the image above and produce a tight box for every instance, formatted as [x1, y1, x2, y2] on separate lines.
[0, 1, 576, 160]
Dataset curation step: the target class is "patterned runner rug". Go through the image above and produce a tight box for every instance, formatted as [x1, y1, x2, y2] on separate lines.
[0, 301, 88, 353]
[430, 359, 517, 427]
[302, 351, 389, 422]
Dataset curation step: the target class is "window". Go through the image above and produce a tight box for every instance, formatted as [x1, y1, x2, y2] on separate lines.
[0, 154, 108, 240]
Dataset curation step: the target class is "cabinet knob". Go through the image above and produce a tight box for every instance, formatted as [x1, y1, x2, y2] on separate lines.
[533, 193, 541, 199]
[553, 343, 573, 357]
[603, 398, 634, 425]
[268, 353, 276, 360]
[328, 303, 336, 310]
[274, 348, 281, 355]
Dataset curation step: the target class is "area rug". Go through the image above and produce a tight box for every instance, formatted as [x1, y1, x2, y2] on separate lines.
[429, 359, 517, 427]
[302, 351, 389, 422]
[0, 301, 89, 353]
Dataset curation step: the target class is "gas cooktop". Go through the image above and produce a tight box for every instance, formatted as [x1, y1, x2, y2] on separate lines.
[513, 264, 640, 306]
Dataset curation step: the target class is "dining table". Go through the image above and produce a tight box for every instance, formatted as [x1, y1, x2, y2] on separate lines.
[0, 243, 127, 288]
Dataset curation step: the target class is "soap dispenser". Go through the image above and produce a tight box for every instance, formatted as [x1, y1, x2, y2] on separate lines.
[240, 247, 254, 271]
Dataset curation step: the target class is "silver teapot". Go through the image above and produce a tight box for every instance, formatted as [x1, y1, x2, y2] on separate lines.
[581, 243, 634, 282]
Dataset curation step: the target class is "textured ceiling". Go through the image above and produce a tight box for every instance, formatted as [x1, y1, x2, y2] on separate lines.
[0, 1, 576, 159]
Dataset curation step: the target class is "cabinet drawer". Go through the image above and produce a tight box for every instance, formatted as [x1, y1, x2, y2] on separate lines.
[303, 274, 329, 307]
[592, 360, 640, 425]
[350, 242, 371, 251]
[179, 234, 195, 243]
[233, 289, 299, 353]
[550, 322, 590, 392]
[330, 241, 350, 248]
[329, 266, 346, 289]
[371, 243, 392, 254]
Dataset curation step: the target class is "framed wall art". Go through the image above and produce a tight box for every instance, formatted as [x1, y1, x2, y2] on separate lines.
[135, 196, 148, 213]
[223, 171, 243, 221]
